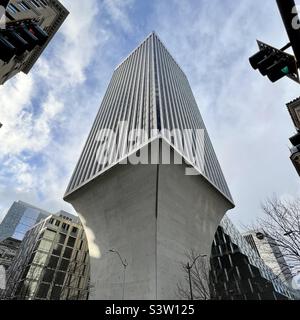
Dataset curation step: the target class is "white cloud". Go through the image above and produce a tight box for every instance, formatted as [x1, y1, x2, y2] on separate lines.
[149, 0, 300, 227]
[0, 0, 135, 221]
[1, 0, 299, 233]
[102, 0, 135, 33]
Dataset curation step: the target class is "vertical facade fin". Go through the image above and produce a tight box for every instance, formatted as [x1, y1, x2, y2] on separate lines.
[65, 33, 233, 204]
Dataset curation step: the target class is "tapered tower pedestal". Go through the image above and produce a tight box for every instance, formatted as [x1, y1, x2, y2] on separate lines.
[65, 141, 233, 299]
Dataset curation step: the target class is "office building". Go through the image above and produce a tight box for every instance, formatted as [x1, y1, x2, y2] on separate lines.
[0, 200, 51, 241]
[0, 237, 21, 296]
[210, 216, 295, 300]
[0, 237, 21, 270]
[64, 32, 234, 299]
[287, 97, 300, 176]
[0, 0, 69, 85]
[3, 212, 90, 300]
[243, 230, 292, 284]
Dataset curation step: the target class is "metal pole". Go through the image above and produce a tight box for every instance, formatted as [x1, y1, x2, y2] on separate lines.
[187, 263, 193, 300]
[122, 264, 127, 300]
[109, 249, 128, 300]
[276, 0, 300, 63]
[186, 254, 207, 300]
[280, 42, 292, 51]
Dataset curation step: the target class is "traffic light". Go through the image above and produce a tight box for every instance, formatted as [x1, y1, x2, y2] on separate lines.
[15, 24, 39, 51]
[27, 22, 49, 46]
[3, 29, 29, 56]
[0, 19, 50, 63]
[249, 40, 299, 84]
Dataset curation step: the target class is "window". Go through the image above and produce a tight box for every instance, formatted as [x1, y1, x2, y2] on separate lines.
[71, 262, 77, 273]
[52, 244, 63, 256]
[55, 271, 66, 285]
[50, 285, 62, 300]
[67, 236, 76, 247]
[68, 289, 78, 300]
[78, 277, 84, 289]
[31, 0, 41, 7]
[18, 2, 29, 11]
[20, 1, 31, 10]
[74, 250, 79, 261]
[55, 220, 60, 227]
[49, 218, 54, 224]
[81, 265, 86, 276]
[47, 255, 59, 269]
[71, 227, 78, 234]
[42, 269, 55, 283]
[63, 247, 73, 259]
[39, 0, 48, 6]
[19, 215, 36, 227]
[57, 233, 66, 244]
[7, 3, 19, 14]
[36, 283, 50, 299]
[58, 259, 70, 271]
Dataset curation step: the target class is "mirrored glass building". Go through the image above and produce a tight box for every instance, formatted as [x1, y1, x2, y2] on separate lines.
[0, 201, 51, 241]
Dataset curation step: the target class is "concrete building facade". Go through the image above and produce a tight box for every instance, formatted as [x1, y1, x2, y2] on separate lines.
[64, 32, 234, 300]
[0, 200, 51, 241]
[3, 212, 90, 300]
[0, 0, 68, 85]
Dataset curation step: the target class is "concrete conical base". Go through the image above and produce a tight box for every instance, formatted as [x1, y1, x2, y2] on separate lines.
[65, 139, 233, 300]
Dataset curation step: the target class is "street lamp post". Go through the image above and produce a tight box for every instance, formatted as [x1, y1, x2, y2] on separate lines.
[109, 249, 128, 300]
[186, 254, 207, 300]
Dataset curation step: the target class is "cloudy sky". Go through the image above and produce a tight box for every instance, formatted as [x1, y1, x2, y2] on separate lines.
[0, 0, 300, 229]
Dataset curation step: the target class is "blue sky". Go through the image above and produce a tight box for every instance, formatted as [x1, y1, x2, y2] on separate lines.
[1, 0, 300, 229]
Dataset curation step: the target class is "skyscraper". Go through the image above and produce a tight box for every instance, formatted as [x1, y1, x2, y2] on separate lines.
[64, 32, 234, 299]
[0, 201, 51, 241]
[0, 0, 69, 85]
[243, 230, 293, 284]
